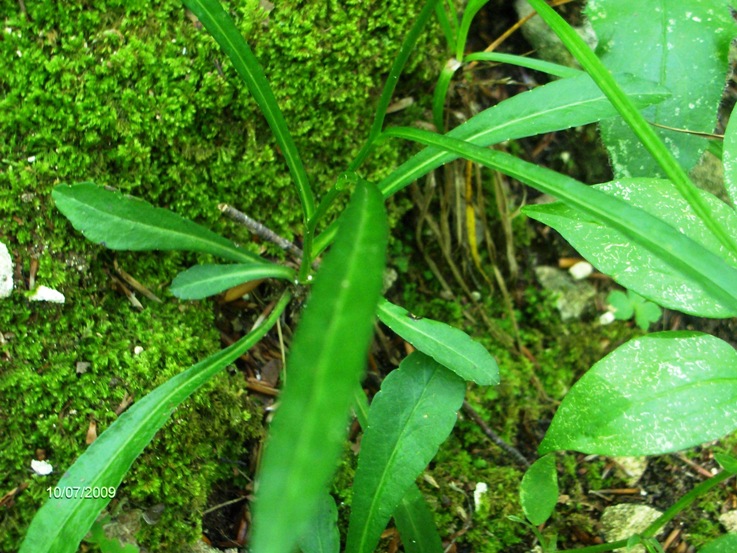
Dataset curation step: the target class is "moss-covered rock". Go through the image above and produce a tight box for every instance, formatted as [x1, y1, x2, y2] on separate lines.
[0, 0, 438, 549]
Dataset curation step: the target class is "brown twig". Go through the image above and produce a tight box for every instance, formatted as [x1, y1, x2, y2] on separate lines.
[219, 203, 304, 260]
[462, 401, 530, 468]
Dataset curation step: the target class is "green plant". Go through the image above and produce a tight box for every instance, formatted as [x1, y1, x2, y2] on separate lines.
[606, 288, 662, 330]
[19, 1, 737, 553]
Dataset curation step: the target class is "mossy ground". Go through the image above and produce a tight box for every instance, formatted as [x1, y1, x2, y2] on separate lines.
[1, 0, 438, 550]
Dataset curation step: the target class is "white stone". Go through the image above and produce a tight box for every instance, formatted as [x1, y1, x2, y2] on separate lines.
[719, 510, 737, 533]
[569, 261, 594, 280]
[29, 285, 65, 304]
[612, 456, 648, 486]
[599, 311, 616, 325]
[473, 482, 488, 512]
[31, 459, 53, 475]
[0, 242, 12, 298]
[601, 503, 663, 553]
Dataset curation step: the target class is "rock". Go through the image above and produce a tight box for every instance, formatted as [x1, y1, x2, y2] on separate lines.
[600, 503, 663, 553]
[612, 456, 649, 486]
[534, 266, 596, 321]
[474, 481, 490, 513]
[718, 510, 737, 533]
[569, 261, 593, 280]
[0, 242, 12, 298]
[29, 285, 65, 303]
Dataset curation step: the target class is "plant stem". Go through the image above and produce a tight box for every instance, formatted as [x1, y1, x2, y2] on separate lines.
[557, 538, 630, 553]
[462, 401, 530, 467]
[219, 203, 304, 260]
[297, 228, 314, 282]
[219, 203, 320, 281]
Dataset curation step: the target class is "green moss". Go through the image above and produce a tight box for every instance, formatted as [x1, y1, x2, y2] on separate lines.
[423, 442, 527, 552]
[0, 285, 265, 550]
[331, 443, 359, 546]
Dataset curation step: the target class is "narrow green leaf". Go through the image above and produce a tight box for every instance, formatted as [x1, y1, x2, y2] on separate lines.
[455, 0, 490, 60]
[297, 493, 340, 553]
[715, 453, 737, 474]
[463, 52, 583, 79]
[347, 0, 439, 173]
[520, 454, 558, 526]
[524, 179, 737, 317]
[539, 332, 737, 456]
[722, 103, 737, 208]
[587, 0, 736, 177]
[382, 126, 737, 315]
[432, 60, 462, 133]
[313, 73, 668, 255]
[19, 292, 291, 553]
[251, 181, 388, 553]
[53, 182, 260, 264]
[432, 0, 489, 130]
[346, 352, 466, 553]
[434, 0, 457, 49]
[376, 298, 499, 385]
[699, 534, 737, 553]
[314, 0, 439, 233]
[353, 366, 443, 553]
[183, 0, 314, 221]
[379, 73, 667, 199]
[393, 485, 444, 553]
[170, 263, 294, 299]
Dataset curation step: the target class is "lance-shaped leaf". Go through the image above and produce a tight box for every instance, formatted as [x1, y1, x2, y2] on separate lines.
[524, 179, 737, 318]
[352, 362, 443, 553]
[392, 485, 444, 553]
[19, 292, 291, 553]
[297, 493, 340, 553]
[53, 182, 260, 263]
[540, 332, 737, 456]
[170, 263, 294, 299]
[722, 104, 737, 208]
[250, 180, 388, 553]
[376, 299, 499, 385]
[346, 352, 466, 553]
[378, 73, 667, 198]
